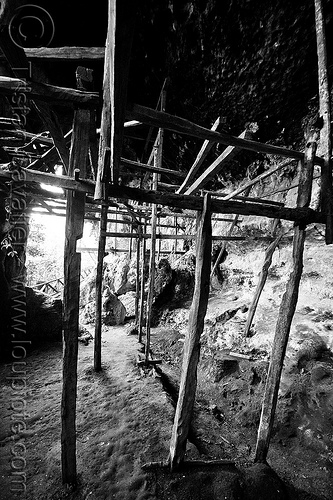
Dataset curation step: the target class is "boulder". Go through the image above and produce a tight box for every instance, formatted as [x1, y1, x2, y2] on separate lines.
[119, 291, 136, 319]
[104, 253, 134, 295]
[102, 288, 126, 325]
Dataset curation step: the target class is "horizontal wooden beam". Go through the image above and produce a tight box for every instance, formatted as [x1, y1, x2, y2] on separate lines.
[103, 231, 280, 242]
[0, 167, 324, 224]
[107, 185, 324, 224]
[126, 103, 324, 165]
[22, 47, 105, 60]
[0, 76, 99, 108]
[120, 157, 185, 178]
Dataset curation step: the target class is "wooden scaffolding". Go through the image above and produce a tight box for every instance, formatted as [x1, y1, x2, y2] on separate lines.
[0, 0, 332, 486]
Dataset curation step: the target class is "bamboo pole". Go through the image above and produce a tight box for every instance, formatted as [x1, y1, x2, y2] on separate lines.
[314, 0, 333, 244]
[254, 133, 318, 463]
[169, 194, 212, 469]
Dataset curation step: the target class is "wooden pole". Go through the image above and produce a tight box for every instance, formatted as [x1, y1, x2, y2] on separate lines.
[145, 164, 158, 365]
[177, 117, 222, 194]
[314, 0, 333, 244]
[244, 230, 283, 337]
[169, 194, 212, 470]
[210, 215, 239, 280]
[61, 104, 90, 485]
[135, 227, 141, 324]
[94, 151, 110, 372]
[138, 220, 147, 343]
[254, 133, 318, 463]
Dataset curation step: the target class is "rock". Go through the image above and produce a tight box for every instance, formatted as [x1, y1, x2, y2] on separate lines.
[104, 253, 134, 295]
[102, 288, 126, 325]
[26, 287, 62, 343]
[310, 364, 333, 384]
[119, 291, 136, 319]
[78, 324, 93, 345]
[154, 258, 173, 296]
[80, 269, 96, 307]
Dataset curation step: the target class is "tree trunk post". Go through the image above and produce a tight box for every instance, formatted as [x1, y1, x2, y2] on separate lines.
[61, 103, 90, 485]
[169, 193, 212, 470]
[254, 134, 318, 463]
[314, 0, 333, 244]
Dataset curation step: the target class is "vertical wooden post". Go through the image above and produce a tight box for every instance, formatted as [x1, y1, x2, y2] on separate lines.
[169, 194, 212, 470]
[254, 134, 318, 463]
[138, 220, 147, 343]
[134, 224, 141, 324]
[145, 162, 158, 364]
[314, 0, 333, 244]
[94, 169, 109, 372]
[61, 105, 90, 485]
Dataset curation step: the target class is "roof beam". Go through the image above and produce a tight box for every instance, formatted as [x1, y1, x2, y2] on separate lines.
[184, 129, 248, 195]
[126, 103, 324, 165]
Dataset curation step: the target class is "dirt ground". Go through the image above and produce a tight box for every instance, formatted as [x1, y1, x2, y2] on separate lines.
[1, 312, 333, 499]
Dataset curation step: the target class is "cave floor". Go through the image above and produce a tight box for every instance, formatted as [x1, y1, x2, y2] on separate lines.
[0, 318, 332, 500]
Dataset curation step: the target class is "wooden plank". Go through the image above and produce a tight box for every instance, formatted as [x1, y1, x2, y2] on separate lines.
[126, 103, 324, 165]
[314, 0, 333, 244]
[0, 76, 99, 107]
[254, 133, 317, 463]
[177, 117, 223, 194]
[61, 105, 90, 485]
[23, 47, 105, 60]
[169, 194, 212, 470]
[185, 130, 248, 195]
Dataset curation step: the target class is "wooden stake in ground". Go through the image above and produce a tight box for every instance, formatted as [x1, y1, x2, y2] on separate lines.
[254, 134, 318, 463]
[145, 158, 159, 365]
[169, 193, 212, 470]
[138, 220, 147, 343]
[61, 105, 90, 485]
[244, 224, 283, 338]
[314, 0, 333, 244]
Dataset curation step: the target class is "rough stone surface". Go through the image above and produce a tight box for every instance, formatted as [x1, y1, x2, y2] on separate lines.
[119, 291, 136, 319]
[102, 288, 126, 326]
